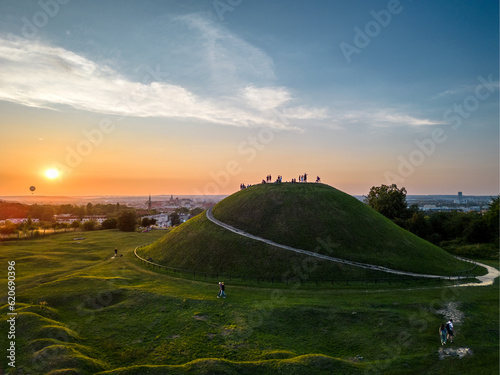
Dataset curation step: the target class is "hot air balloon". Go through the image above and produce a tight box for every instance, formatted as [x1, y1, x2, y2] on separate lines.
[29, 186, 36, 194]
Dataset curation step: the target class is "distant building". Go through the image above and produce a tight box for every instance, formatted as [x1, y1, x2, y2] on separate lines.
[0, 218, 39, 225]
[53, 214, 107, 225]
[422, 205, 437, 211]
[53, 214, 80, 224]
[141, 213, 170, 227]
[82, 215, 108, 224]
[179, 213, 190, 223]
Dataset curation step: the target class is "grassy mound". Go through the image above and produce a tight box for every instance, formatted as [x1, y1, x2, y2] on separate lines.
[95, 354, 364, 375]
[139, 213, 413, 281]
[1, 307, 109, 374]
[143, 183, 471, 278]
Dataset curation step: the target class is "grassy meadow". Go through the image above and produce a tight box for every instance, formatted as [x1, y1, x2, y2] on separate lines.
[0, 229, 498, 374]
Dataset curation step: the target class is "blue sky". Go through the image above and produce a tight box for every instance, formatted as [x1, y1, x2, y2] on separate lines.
[0, 0, 498, 196]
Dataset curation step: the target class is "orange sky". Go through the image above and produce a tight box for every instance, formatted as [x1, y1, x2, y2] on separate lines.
[0, 2, 498, 197]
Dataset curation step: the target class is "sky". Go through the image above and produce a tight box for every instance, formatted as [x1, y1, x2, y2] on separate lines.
[0, 0, 498, 196]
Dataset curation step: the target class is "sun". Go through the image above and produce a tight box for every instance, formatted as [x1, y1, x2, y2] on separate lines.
[44, 168, 60, 179]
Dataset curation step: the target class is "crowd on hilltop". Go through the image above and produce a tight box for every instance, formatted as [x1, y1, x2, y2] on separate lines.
[240, 173, 321, 190]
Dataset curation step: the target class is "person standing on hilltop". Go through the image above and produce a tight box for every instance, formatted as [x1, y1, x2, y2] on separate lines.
[304, 173, 307, 182]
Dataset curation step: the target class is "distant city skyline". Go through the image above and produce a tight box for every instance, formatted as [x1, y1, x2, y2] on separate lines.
[0, 0, 498, 196]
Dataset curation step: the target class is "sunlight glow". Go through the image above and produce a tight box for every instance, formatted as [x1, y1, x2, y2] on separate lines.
[45, 168, 60, 179]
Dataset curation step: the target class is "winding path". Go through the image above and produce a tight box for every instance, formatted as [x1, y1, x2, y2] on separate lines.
[206, 207, 499, 286]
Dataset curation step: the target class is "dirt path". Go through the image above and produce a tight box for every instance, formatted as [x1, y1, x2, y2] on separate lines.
[206, 207, 498, 287]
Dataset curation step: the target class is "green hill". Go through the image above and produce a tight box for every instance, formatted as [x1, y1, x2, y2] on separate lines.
[141, 183, 471, 279]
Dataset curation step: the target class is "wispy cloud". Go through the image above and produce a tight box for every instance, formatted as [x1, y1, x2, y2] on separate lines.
[178, 14, 276, 85]
[330, 108, 444, 128]
[0, 34, 327, 130]
[0, 13, 443, 132]
[432, 81, 500, 99]
[241, 86, 292, 111]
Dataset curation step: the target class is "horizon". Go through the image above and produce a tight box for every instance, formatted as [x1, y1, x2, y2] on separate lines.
[0, 1, 498, 196]
[1, 188, 496, 201]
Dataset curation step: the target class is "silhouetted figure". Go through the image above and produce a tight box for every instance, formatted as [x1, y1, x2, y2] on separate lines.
[446, 319, 454, 343]
[304, 173, 307, 182]
[217, 281, 226, 298]
[316, 176, 321, 183]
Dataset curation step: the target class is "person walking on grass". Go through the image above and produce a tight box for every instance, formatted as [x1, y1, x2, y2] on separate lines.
[114, 248, 118, 257]
[217, 281, 226, 298]
[446, 319, 454, 343]
[217, 282, 224, 298]
[439, 324, 447, 345]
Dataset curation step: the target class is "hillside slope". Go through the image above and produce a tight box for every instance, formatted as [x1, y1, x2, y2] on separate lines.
[212, 183, 469, 275]
[142, 183, 471, 278]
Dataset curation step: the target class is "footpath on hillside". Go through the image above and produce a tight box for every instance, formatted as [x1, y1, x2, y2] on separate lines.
[206, 207, 499, 287]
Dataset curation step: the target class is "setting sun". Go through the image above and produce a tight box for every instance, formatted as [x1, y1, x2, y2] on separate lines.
[44, 168, 60, 179]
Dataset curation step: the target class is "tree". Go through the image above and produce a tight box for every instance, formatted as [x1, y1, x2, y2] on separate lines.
[175, 207, 190, 214]
[70, 221, 81, 229]
[23, 215, 36, 231]
[101, 217, 118, 229]
[82, 220, 97, 231]
[141, 217, 151, 227]
[86, 202, 93, 216]
[118, 210, 137, 232]
[29, 204, 55, 221]
[464, 219, 489, 244]
[170, 212, 181, 226]
[364, 184, 409, 221]
[0, 221, 18, 236]
[75, 206, 86, 220]
[484, 196, 499, 244]
[189, 207, 204, 216]
[407, 212, 429, 238]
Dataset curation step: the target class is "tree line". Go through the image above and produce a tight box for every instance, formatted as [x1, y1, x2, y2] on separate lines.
[365, 184, 499, 258]
[0, 201, 205, 236]
[0, 201, 126, 221]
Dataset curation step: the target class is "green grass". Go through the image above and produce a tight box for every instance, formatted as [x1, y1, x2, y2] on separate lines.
[0, 230, 498, 374]
[143, 183, 476, 279]
[139, 213, 425, 282]
[441, 241, 500, 260]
